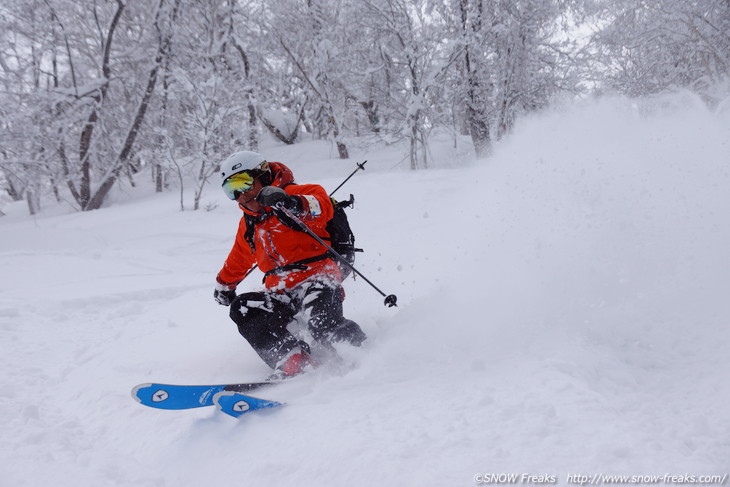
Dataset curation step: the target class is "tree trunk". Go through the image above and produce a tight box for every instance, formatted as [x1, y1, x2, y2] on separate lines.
[25, 187, 40, 215]
[155, 50, 172, 193]
[460, 0, 491, 158]
[409, 113, 419, 170]
[359, 100, 380, 133]
[259, 113, 299, 144]
[231, 41, 260, 151]
[467, 104, 491, 157]
[155, 164, 165, 192]
[76, 1, 125, 210]
[85, 0, 179, 210]
[247, 104, 258, 151]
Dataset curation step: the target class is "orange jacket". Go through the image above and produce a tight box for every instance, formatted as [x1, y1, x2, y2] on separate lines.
[217, 162, 341, 290]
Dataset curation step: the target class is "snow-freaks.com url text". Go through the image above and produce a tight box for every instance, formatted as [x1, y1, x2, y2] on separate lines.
[473, 473, 728, 485]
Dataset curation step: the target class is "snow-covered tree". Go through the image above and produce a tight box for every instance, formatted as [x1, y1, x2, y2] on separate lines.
[148, 0, 262, 210]
[0, 0, 181, 212]
[263, 0, 356, 159]
[11, 0, 705, 214]
[358, 0, 458, 168]
[437, 0, 576, 156]
[587, 0, 730, 101]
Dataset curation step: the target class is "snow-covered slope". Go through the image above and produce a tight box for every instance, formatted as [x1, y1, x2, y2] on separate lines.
[2, 95, 729, 486]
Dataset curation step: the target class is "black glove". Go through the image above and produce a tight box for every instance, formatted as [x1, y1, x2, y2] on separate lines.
[214, 283, 237, 306]
[256, 186, 301, 212]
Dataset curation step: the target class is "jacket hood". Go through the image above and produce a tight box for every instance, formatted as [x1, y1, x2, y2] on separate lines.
[269, 162, 295, 188]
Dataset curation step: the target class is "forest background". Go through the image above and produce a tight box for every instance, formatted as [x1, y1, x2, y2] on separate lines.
[1, 0, 729, 215]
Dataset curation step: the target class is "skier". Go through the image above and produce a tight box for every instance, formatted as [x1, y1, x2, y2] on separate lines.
[213, 151, 367, 378]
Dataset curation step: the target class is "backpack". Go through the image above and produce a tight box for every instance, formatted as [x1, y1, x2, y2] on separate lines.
[325, 194, 362, 278]
[256, 192, 363, 282]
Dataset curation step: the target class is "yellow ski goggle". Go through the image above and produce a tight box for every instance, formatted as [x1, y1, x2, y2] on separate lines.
[222, 172, 255, 200]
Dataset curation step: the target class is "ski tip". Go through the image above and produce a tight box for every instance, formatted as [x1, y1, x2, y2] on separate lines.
[213, 391, 284, 418]
[130, 383, 153, 403]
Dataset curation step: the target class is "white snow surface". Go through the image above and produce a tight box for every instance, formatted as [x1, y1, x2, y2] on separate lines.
[2, 96, 729, 486]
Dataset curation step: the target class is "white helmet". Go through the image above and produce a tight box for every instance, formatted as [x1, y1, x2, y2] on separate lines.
[220, 151, 268, 180]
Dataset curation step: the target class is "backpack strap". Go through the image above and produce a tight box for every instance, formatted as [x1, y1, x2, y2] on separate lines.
[261, 252, 333, 282]
[243, 212, 272, 252]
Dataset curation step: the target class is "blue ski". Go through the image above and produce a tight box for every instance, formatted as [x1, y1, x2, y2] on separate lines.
[131, 381, 279, 410]
[213, 391, 284, 418]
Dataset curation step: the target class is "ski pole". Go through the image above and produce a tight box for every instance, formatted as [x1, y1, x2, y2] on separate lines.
[329, 160, 367, 197]
[275, 203, 398, 308]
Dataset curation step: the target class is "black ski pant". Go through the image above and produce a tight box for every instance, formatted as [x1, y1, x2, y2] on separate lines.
[229, 280, 366, 369]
